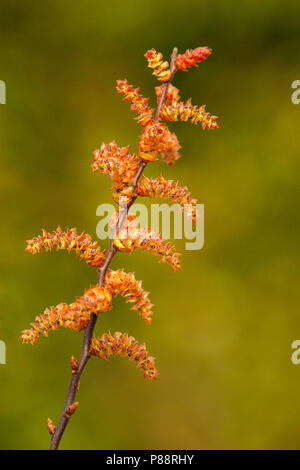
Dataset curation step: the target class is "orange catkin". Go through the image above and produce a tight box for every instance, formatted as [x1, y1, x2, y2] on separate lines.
[90, 332, 158, 380]
[116, 80, 154, 126]
[160, 99, 218, 129]
[105, 269, 154, 324]
[111, 213, 182, 271]
[92, 141, 140, 183]
[136, 174, 198, 222]
[26, 227, 105, 268]
[21, 286, 112, 344]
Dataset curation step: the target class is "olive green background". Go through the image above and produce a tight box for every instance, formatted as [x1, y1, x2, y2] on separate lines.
[1, 0, 300, 449]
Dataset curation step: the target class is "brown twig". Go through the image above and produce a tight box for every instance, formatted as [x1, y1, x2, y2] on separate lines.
[49, 47, 178, 450]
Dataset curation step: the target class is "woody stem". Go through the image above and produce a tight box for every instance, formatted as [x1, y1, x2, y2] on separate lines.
[49, 47, 178, 450]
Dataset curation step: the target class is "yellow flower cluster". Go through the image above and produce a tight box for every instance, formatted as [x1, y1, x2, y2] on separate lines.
[144, 49, 172, 83]
[26, 227, 105, 268]
[90, 331, 158, 380]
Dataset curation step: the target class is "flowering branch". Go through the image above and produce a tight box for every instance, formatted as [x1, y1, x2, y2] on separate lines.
[46, 48, 178, 450]
[22, 45, 218, 450]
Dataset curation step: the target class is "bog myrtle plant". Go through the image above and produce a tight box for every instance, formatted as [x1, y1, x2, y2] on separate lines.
[22, 46, 218, 449]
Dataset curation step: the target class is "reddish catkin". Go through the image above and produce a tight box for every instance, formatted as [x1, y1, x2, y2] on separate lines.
[116, 79, 154, 126]
[136, 174, 198, 222]
[90, 332, 158, 380]
[175, 46, 212, 71]
[144, 49, 172, 83]
[21, 286, 112, 344]
[26, 227, 105, 268]
[105, 269, 154, 324]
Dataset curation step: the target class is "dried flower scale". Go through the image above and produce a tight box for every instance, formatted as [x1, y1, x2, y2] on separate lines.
[22, 46, 218, 449]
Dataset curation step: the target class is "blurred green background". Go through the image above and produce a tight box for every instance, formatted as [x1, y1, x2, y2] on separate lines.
[1, 0, 300, 450]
